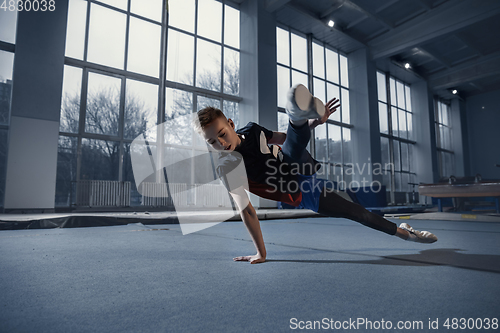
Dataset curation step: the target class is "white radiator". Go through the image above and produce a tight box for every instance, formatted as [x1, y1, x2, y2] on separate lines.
[140, 182, 186, 207]
[194, 184, 233, 207]
[76, 181, 131, 207]
[140, 183, 232, 208]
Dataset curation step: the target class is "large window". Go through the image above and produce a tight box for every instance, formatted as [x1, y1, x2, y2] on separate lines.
[377, 72, 416, 202]
[57, 0, 241, 207]
[435, 99, 454, 178]
[276, 27, 308, 111]
[0, 9, 18, 209]
[276, 27, 351, 188]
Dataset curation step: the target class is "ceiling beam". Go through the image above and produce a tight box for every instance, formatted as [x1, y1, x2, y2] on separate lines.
[426, 65, 447, 75]
[286, 2, 366, 48]
[393, 8, 427, 27]
[441, 44, 468, 57]
[375, 0, 400, 13]
[369, 0, 500, 60]
[320, 0, 346, 19]
[345, 15, 368, 30]
[429, 52, 500, 89]
[366, 28, 391, 41]
[468, 82, 483, 91]
[453, 34, 483, 57]
[415, 0, 432, 10]
[345, 0, 393, 30]
[415, 58, 433, 67]
[266, 0, 292, 13]
[418, 46, 451, 69]
[450, 54, 480, 66]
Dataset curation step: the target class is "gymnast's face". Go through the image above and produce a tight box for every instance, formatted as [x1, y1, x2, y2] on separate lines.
[202, 116, 241, 151]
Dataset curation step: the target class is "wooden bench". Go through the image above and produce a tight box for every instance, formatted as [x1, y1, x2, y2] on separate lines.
[419, 179, 500, 213]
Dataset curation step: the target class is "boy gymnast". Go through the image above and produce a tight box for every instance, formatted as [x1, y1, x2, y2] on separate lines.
[195, 84, 437, 264]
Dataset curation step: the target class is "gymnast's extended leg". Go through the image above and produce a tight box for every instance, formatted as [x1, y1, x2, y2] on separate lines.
[317, 187, 438, 243]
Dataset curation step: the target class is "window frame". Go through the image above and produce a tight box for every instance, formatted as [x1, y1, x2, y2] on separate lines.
[434, 98, 455, 178]
[276, 26, 353, 188]
[58, 0, 242, 207]
[377, 71, 417, 202]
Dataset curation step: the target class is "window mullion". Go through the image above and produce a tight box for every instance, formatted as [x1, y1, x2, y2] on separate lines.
[76, 68, 89, 183]
[123, 0, 131, 71]
[159, 0, 168, 125]
[306, 34, 315, 155]
[117, 0, 132, 182]
[193, 0, 199, 88]
[220, 1, 226, 95]
[83, 0, 91, 62]
[118, 76, 126, 181]
[384, 73, 395, 202]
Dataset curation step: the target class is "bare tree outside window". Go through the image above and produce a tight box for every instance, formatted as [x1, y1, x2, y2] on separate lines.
[56, 51, 240, 207]
[57, 0, 241, 208]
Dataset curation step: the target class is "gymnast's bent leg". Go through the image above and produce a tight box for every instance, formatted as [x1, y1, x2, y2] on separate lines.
[281, 84, 321, 174]
[281, 121, 319, 175]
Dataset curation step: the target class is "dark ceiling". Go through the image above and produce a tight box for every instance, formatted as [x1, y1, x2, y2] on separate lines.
[236, 0, 500, 100]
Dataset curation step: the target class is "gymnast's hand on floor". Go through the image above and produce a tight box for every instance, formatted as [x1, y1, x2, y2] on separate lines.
[319, 97, 341, 125]
[233, 253, 266, 264]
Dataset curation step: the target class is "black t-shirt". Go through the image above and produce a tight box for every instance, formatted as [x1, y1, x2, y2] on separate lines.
[216, 122, 302, 204]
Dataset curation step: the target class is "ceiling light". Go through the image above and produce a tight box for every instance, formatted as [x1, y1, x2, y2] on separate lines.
[452, 89, 457, 94]
[404, 63, 410, 69]
[328, 20, 334, 27]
